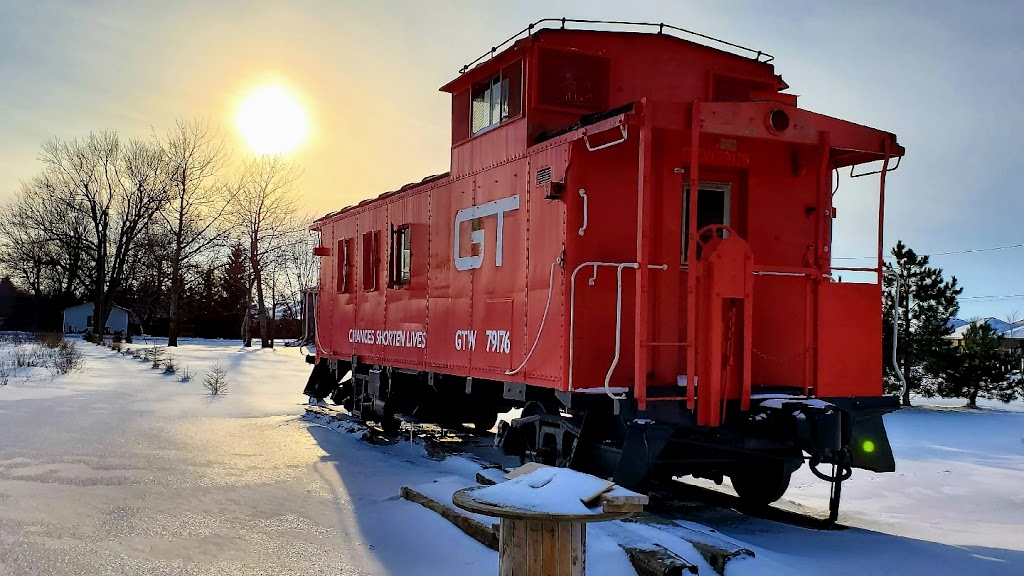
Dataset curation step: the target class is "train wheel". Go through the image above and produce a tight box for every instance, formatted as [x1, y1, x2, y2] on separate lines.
[729, 460, 793, 507]
[379, 411, 402, 436]
[516, 401, 577, 467]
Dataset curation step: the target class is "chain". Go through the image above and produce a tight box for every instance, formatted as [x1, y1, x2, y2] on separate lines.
[752, 345, 816, 363]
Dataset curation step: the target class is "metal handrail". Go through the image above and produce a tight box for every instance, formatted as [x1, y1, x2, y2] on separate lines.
[459, 17, 775, 74]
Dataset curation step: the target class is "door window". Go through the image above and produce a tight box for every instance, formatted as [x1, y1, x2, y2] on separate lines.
[682, 183, 731, 264]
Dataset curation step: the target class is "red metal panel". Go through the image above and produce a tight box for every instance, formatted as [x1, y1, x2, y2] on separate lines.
[469, 163, 527, 376]
[750, 275, 809, 388]
[522, 151, 566, 383]
[818, 282, 883, 397]
[698, 101, 903, 159]
[382, 194, 429, 369]
[426, 179, 474, 373]
[564, 134, 640, 392]
[317, 224, 336, 357]
[353, 208, 387, 362]
[451, 118, 527, 178]
[329, 218, 357, 358]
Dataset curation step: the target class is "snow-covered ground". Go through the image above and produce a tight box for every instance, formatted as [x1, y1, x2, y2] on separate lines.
[0, 338, 1021, 575]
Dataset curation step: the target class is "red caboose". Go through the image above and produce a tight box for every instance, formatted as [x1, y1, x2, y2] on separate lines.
[305, 20, 904, 516]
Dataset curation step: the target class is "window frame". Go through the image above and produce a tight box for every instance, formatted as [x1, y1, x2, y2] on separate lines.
[682, 182, 732, 265]
[361, 230, 379, 292]
[389, 224, 412, 288]
[469, 61, 522, 136]
[336, 238, 351, 293]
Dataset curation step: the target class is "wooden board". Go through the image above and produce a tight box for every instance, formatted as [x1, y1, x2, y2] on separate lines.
[400, 486, 499, 550]
[504, 462, 549, 480]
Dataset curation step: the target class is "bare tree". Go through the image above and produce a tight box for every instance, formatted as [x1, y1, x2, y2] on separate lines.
[0, 180, 92, 303]
[39, 132, 172, 340]
[0, 189, 55, 329]
[277, 229, 319, 320]
[160, 119, 231, 346]
[228, 155, 302, 348]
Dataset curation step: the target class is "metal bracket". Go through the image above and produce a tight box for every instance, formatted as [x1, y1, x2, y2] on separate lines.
[583, 124, 628, 152]
[503, 381, 527, 402]
[850, 155, 901, 178]
[578, 188, 588, 236]
[554, 390, 572, 409]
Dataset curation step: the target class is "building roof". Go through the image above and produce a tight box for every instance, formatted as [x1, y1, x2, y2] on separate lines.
[947, 317, 1024, 340]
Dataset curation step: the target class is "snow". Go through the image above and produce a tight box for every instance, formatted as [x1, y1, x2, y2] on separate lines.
[469, 466, 614, 515]
[2, 337, 1022, 575]
[752, 395, 833, 410]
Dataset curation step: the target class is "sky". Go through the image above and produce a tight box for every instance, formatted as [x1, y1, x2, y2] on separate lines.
[1, 0, 1022, 320]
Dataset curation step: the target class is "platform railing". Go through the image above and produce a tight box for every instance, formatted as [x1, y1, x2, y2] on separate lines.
[459, 18, 774, 73]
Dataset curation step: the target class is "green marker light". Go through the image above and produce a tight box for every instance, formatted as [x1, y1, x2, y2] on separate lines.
[862, 440, 876, 454]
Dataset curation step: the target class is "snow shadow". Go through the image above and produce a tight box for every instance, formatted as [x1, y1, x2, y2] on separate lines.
[716, 513, 1024, 576]
[302, 421, 497, 575]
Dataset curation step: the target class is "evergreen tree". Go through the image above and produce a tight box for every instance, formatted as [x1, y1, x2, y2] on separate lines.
[937, 322, 1021, 407]
[219, 244, 251, 343]
[882, 241, 963, 406]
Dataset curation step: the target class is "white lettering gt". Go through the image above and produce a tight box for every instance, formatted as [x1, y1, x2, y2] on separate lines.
[453, 195, 520, 271]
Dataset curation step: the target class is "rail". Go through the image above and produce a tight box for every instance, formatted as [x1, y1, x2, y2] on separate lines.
[459, 18, 774, 73]
[568, 261, 668, 400]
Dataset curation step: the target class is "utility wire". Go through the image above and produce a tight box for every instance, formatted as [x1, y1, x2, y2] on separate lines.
[834, 241, 1024, 260]
[958, 293, 1024, 301]
[833, 242, 1024, 304]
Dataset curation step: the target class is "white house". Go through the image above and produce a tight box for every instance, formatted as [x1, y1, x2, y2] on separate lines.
[62, 303, 129, 335]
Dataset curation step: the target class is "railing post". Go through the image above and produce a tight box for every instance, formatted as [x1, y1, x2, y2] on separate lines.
[877, 140, 892, 284]
[685, 101, 702, 411]
[635, 101, 653, 410]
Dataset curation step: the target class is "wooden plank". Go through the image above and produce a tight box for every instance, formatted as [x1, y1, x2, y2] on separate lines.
[687, 539, 754, 576]
[527, 520, 544, 575]
[504, 462, 549, 479]
[542, 521, 558, 575]
[601, 502, 645, 514]
[574, 522, 586, 576]
[621, 514, 754, 575]
[621, 543, 698, 576]
[499, 519, 515, 576]
[597, 486, 649, 507]
[509, 519, 528, 575]
[578, 480, 615, 506]
[400, 486, 499, 550]
[557, 522, 572, 576]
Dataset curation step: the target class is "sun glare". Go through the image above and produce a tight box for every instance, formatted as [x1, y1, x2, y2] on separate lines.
[236, 84, 309, 154]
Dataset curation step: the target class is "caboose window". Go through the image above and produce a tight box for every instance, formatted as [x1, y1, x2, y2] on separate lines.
[390, 225, 412, 286]
[336, 238, 351, 293]
[682, 183, 731, 264]
[471, 76, 507, 133]
[469, 62, 522, 135]
[362, 230, 378, 291]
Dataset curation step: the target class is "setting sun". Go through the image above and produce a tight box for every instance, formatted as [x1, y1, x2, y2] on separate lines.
[236, 84, 309, 154]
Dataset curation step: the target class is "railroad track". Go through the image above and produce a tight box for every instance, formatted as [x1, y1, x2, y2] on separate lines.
[303, 405, 846, 532]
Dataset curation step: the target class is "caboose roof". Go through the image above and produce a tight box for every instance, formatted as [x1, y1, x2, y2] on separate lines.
[313, 172, 451, 226]
[439, 21, 783, 94]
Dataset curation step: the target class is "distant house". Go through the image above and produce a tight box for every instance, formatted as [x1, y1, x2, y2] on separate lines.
[947, 317, 1024, 350]
[62, 303, 129, 335]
